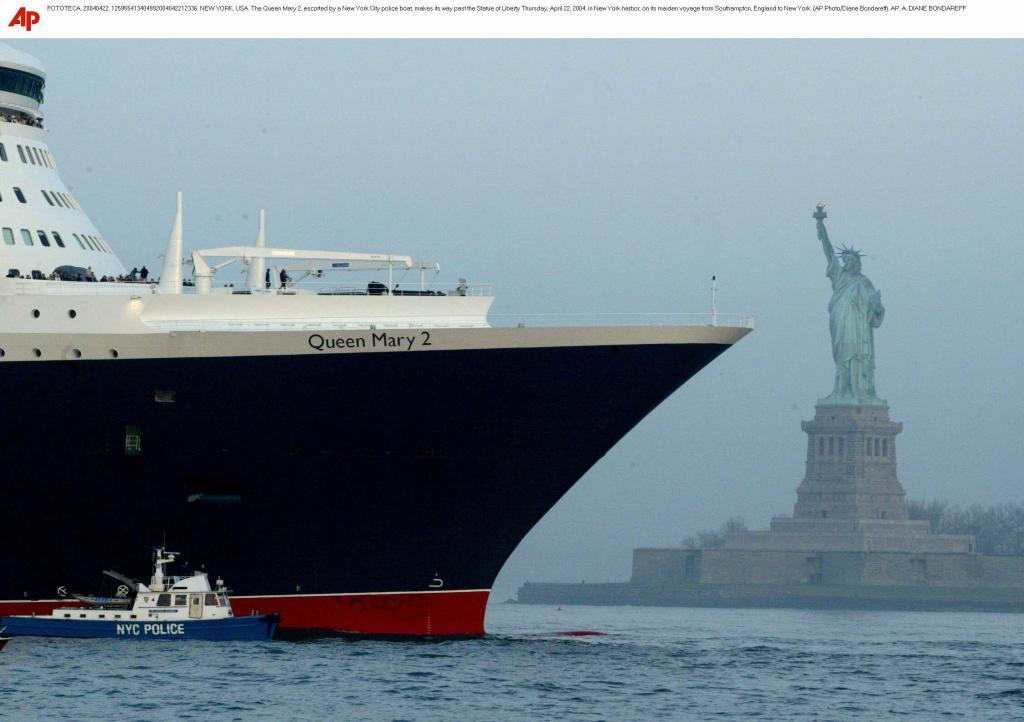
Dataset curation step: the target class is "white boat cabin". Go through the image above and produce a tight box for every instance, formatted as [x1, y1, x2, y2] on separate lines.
[49, 547, 234, 623]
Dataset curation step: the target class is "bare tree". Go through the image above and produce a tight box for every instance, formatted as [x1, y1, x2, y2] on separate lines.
[682, 516, 748, 549]
[908, 500, 1024, 555]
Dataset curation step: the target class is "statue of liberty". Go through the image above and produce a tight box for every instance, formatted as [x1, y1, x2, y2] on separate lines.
[814, 204, 885, 405]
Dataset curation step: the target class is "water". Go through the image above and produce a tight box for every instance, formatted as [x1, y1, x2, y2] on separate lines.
[2, 604, 1022, 720]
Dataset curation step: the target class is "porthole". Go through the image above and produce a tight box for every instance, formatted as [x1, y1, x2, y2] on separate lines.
[0, 348, 5, 357]
[31, 309, 40, 318]
[32, 348, 42, 358]
[71, 349, 82, 359]
[109, 349, 119, 359]
[68, 309, 77, 319]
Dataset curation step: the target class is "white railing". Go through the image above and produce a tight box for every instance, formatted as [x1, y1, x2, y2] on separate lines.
[488, 313, 755, 329]
[2, 279, 154, 296]
[1, 279, 493, 298]
[284, 281, 493, 297]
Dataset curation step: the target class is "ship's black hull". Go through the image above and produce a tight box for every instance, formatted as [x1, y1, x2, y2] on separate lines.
[0, 340, 728, 633]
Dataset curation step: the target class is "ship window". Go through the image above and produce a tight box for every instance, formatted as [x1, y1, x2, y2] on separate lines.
[2, 228, 13, 246]
[205, 593, 217, 606]
[80, 614, 86, 618]
[37, 230, 51, 247]
[82, 235, 96, 251]
[26, 148, 36, 165]
[174, 594, 187, 606]
[156, 594, 170, 607]
[52, 232, 66, 248]
[20, 229, 33, 246]
[95, 237, 107, 252]
[60, 193, 72, 208]
[41, 190, 54, 206]
[0, 68, 45, 104]
[0, 143, 6, 161]
[73, 233, 86, 249]
[16, 145, 26, 163]
[13, 187, 26, 203]
[64, 613, 70, 618]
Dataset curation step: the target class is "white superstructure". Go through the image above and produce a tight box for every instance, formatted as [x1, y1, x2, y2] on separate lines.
[0, 43, 494, 344]
[0, 44, 126, 280]
[0, 42, 749, 365]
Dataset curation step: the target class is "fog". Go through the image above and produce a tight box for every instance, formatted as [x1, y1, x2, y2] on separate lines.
[16, 40, 1023, 601]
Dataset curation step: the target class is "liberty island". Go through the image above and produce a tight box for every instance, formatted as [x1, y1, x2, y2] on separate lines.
[518, 205, 1024, 612]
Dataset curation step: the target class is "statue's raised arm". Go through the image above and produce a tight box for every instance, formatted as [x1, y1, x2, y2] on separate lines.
[814, 203, 834, 263]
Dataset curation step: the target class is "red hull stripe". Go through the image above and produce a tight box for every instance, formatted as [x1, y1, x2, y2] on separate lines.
[1, 590, 490, 636]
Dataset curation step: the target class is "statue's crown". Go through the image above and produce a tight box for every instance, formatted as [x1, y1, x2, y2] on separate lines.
[838, 244, 864, 259]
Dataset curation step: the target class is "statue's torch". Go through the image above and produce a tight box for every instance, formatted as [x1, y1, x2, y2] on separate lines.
[813, 202, 828, 221]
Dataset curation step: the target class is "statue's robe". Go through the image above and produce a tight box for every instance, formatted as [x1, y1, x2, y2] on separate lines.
[826, 255, 884, 402]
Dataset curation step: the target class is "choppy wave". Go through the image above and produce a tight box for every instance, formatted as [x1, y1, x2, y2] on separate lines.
[2, 605, 1022, 720]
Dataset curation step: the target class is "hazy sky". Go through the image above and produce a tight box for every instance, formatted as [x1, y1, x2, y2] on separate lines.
[15, 40, 1024, 600]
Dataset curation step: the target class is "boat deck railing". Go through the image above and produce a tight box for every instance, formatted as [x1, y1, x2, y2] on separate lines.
[488, 313, 754, 329]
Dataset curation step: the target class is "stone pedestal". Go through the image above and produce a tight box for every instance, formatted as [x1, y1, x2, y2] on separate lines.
[794, 404, 906, 521]
[723, 404, 975, 555]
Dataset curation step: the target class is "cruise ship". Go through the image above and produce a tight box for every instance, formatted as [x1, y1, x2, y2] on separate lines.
[0, 43, 752, 635]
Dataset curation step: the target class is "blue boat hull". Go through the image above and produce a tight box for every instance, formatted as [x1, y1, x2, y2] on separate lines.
[0, 614, 277, 640]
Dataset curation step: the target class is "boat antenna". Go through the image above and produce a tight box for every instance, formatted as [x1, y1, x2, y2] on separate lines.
[157, 192, 184, 295]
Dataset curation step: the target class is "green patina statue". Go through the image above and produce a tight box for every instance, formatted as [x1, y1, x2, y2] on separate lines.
[814, 204, 886, 406]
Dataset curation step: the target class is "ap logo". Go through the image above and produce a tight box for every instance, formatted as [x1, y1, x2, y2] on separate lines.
[8, 7, 40, 31]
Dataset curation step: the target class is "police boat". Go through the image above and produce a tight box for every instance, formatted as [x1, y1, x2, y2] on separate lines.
[0, 547, 278, 641]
